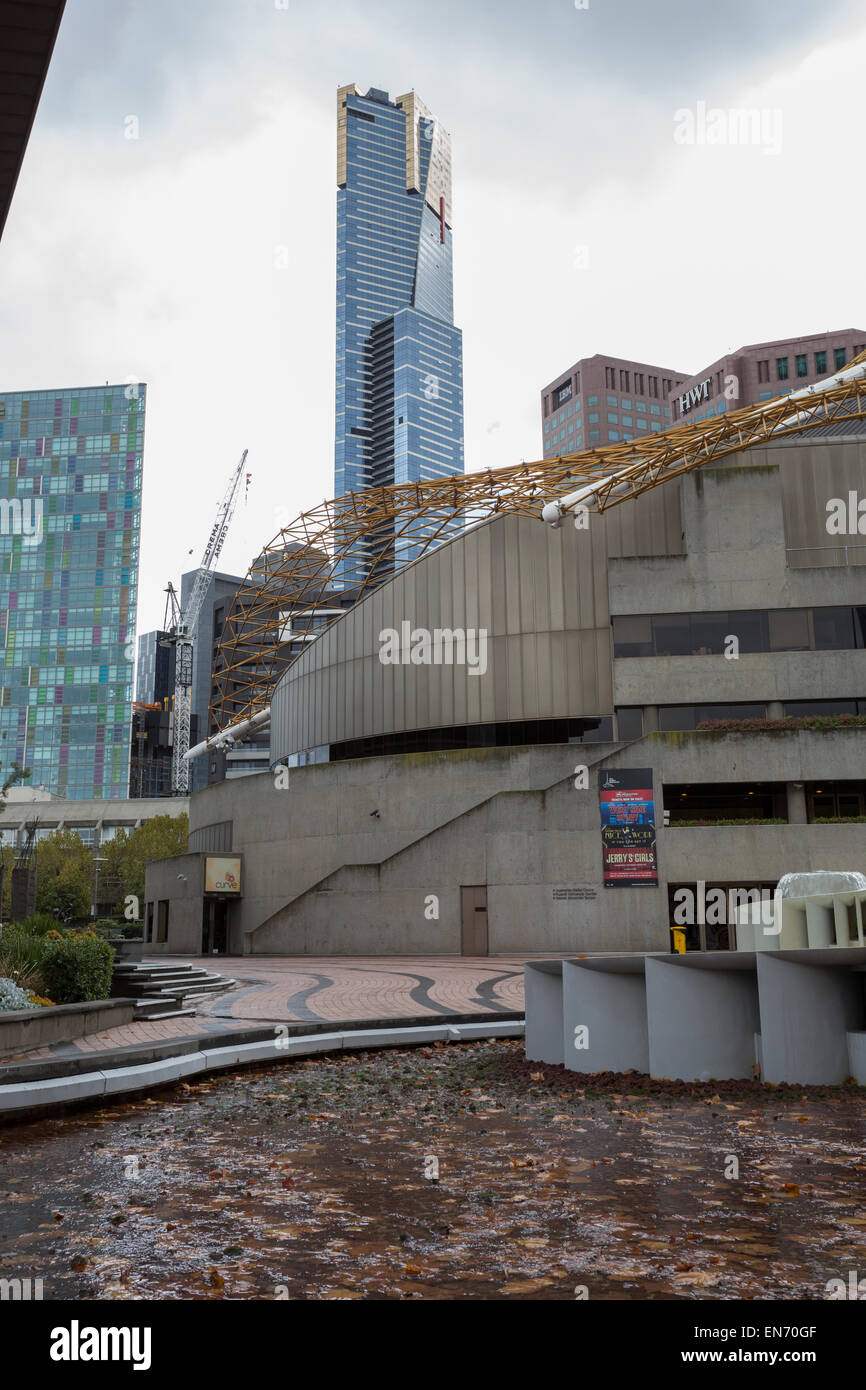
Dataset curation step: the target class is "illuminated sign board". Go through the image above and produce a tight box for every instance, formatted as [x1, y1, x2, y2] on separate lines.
[204, 856, 242, 895]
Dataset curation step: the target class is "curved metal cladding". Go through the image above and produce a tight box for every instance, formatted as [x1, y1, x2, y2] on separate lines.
[270, 509, 613, 763]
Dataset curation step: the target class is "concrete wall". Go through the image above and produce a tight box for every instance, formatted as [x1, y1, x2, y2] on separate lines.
[144, 853, 205, 954]
[152, 726, 866, 957]
[0, 997, 137, 1058]
[527, 947, 866, 1085]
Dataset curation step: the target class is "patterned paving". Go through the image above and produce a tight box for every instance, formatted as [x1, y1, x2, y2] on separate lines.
[188, 955, 528, 1023]
[1, 956, 529, 1066]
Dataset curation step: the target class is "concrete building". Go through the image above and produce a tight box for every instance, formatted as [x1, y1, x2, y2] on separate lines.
[0, 785, 187, 852]
[144, 422, 866, 958]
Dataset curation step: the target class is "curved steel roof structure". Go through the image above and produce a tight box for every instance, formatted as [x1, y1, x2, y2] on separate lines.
[208, 351, 866, 738]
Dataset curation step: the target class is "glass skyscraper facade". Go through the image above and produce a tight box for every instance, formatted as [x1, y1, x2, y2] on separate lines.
[335, 84, 464, 583]
[0, 383, 144, 799]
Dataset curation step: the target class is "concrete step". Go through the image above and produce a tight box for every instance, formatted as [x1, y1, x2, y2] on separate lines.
[134, 1000, 199, 1021]
[115, 966, 211, 980]
[155, 980, 235, 999]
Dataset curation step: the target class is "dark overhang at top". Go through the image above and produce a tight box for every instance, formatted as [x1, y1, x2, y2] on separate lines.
[0, 0, 66, 241]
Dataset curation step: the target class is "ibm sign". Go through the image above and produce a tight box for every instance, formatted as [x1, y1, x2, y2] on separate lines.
[678, 377, 712, 415]
[555, 380, 573, 407]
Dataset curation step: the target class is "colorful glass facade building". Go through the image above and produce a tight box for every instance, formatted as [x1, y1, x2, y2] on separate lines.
[0, 383, 145, 799]
[334, 84, 464, 583]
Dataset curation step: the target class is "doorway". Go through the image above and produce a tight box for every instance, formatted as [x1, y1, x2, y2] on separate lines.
[201, 899, 229, 954]
[460, 885, 488, 955]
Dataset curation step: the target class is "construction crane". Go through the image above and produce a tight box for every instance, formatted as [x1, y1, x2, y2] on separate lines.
[169, 449, 249, 796]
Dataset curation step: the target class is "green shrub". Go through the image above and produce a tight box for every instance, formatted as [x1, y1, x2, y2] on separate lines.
[38, 931, 115, 1004]
[11, 912, 61, 936]
[696, 715, 866, 733]
[0, 924, 48, 976]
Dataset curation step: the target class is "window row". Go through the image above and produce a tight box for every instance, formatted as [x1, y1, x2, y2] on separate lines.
[612, 606, 866, 657]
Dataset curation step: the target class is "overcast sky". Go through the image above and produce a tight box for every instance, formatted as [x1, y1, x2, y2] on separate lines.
[1, 0, 864, 633]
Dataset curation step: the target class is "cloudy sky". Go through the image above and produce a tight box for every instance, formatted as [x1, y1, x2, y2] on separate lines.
[1, 0, 864, 633]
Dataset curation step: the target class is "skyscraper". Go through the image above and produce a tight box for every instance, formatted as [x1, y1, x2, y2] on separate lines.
[335, 84, 464, 582]
[0, 382, 144, 799]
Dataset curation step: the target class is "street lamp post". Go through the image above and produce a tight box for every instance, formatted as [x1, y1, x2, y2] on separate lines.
[92, 854, 107, 920]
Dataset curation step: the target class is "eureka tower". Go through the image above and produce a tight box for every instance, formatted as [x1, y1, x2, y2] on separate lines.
[334, 85, 464, 584]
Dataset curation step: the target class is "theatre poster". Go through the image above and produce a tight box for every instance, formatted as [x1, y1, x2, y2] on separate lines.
[599, 768, 658, 888]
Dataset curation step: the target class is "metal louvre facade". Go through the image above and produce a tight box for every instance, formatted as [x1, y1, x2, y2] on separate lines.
[269, 510, 613, 764]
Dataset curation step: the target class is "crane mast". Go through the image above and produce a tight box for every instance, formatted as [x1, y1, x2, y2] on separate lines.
[171, 449, 249, 796]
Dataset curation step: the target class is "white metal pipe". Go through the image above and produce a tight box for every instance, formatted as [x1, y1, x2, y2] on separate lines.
[185, 705, 271, 762]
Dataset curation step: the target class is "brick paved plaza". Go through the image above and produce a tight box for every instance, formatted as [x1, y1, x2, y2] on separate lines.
[1, 957, 529, 1065]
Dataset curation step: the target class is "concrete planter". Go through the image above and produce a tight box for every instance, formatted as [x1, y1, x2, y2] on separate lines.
[0, 997, 137, 1058]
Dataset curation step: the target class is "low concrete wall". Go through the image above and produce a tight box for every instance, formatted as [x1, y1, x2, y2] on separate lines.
[0, 998, 137, 1059]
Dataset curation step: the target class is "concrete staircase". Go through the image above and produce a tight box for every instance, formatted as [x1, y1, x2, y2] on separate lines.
[113, 962, 235, 1021]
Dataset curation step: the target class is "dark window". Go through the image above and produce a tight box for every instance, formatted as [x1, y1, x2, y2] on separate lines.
[834, 347, 847, 370]
[768, 608, 810, 650]
[689, 612, 731, 655]
[805, 781, 866, 821]
[145, 901, 154, 942]
[733, 610, 769, 653]
[696, 704, 766, 724]
[615, 607, 859, 658]
[652, 614, 691, 656]
[616, 707, 643, 739]
[580, 717, 614, 743]
[660, 704, 767, 732]
[776, 357, 789, 380]
[812, 606, 855, 649]
[664, 782, 785, 822]
[795, 354, 808, 378]
[757, 360, 769, 383]
[611, 614, 652, 657]
[784, 700, 857, 717]
[815, 350, 827, 374]
[348, 108, 375, 123]
[157, 900, 169, 943]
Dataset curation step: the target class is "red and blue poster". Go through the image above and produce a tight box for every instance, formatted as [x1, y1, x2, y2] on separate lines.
[599, 768, 658, 888]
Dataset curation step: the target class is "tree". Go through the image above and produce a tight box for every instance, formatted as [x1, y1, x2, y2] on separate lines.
[0, 763, 30, 810]
[101, 814, 189, 911]
[35, 829, 94, 922]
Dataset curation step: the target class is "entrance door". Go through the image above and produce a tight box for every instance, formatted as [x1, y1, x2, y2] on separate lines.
[202, 900, 228, 954]
[460, 885, 488, 955]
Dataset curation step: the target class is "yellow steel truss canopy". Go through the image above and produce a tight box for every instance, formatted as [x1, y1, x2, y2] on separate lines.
[209, 351, 866, 733]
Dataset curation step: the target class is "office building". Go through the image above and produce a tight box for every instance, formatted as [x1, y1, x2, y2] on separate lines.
[0, 383, 145, 799]
[334, 84, 464, 582]
[541, 331, 866, 454]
